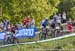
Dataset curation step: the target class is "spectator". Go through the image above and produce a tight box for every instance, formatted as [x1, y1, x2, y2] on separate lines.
[7, 24, 11, 31]
[23, 17, 26, 27]
[10, 24, 15, 33]
[24, 16, 31, 28]
[67, 22, 73, 32]
[26, 16, 31, 23]
[14, 24, 18, 30]
[30, 17, 35, 28]
[62, 11, 67, 23]
[10, 24, 19, 43]
[3, 20, 9, 31]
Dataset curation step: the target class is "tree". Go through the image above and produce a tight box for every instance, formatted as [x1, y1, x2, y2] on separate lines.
[58, 0, 75, 18]
[0, 0, 60, 26]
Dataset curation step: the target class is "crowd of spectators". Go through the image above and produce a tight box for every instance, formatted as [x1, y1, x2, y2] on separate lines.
[0, 16, 35, 44]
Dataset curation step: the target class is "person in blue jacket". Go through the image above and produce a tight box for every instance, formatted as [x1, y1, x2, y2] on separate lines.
[41, 16, 48, 28]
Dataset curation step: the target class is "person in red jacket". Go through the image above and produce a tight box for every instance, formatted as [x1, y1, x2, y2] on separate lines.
[67, 22, 73, 32]
[10, 24, 15, 33]
[25, 16, 31, 23]
[23, 16, 31, 28]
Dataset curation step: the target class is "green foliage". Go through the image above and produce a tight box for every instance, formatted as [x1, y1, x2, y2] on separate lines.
[58, 0, 75, 19]
[0, 36, 75, 51]
[1, 0, 75, 25]
[0, 0, 60, 26]
[49, 0, 60, 7]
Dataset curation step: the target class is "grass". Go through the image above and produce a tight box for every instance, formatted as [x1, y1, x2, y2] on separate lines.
[0, 36, 75, 51]
[0, 25, 75, 51]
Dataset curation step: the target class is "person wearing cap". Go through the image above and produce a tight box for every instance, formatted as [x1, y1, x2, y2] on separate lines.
[41, 16, 48, 28]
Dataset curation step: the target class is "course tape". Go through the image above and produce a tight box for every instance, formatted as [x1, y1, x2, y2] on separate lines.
[0, 33, 75, 47]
